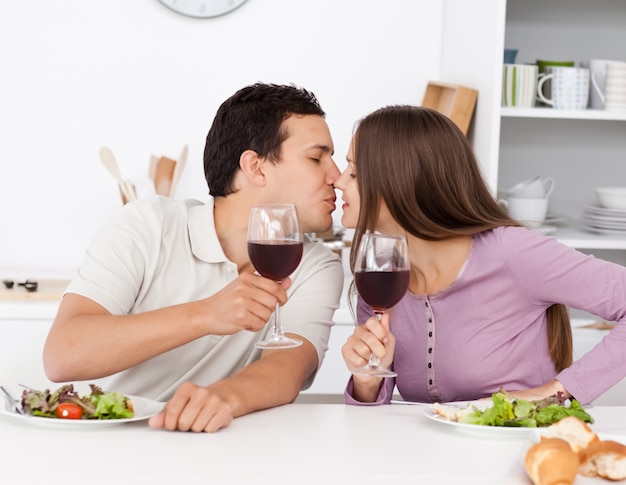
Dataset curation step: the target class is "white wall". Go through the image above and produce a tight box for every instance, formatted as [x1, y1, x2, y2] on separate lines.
[0, 0, 444, 279]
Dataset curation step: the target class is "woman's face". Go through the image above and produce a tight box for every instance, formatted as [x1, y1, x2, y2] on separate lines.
[334, 137, 360, 229]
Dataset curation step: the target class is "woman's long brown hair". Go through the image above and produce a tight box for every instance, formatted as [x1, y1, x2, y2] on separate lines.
[349, 105, 572, 371]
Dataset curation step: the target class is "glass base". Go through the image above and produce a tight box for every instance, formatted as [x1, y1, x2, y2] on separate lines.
[254, 336, 303, 350]
[352, 364, 397, 378]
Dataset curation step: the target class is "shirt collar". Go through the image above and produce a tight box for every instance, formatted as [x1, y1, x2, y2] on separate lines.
[188, 197, 228, 263]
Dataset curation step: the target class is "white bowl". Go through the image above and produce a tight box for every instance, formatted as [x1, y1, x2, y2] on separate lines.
[595, 187, 626, 209]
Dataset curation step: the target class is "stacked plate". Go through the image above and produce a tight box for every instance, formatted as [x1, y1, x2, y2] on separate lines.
[583, 205, 626, 235]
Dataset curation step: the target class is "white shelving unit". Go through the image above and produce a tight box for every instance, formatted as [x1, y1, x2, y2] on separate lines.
[499, 0, 626, 253]
[441, 0, 626, 252]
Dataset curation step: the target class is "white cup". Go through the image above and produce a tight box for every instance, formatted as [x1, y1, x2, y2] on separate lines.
[585, 59, 619, 109]
[502, 64, 538, 108]
[507, 176, 555, 198]
[592, 61, 626, 111]
[537, 67, 590, 110]
[500, 197, 550, 228]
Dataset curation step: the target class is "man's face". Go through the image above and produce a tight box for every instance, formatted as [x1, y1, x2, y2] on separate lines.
[262, 115, 340, 233]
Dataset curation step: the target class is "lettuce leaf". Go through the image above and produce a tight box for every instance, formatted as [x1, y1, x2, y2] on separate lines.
[89, 391, 134, 420]
[456, 390, 593, 428]
[21, 384, 133, 420]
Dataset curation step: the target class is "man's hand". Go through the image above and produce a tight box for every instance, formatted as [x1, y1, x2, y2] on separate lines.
[199, 272, 290, 335]
[148, 382, 234, 433]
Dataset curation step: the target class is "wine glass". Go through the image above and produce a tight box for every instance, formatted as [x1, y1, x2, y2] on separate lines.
[353, 233, 409, 377]
[247, 204, 304, 349]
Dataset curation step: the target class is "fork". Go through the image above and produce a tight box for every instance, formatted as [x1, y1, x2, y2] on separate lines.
[0, 385, 24, 415]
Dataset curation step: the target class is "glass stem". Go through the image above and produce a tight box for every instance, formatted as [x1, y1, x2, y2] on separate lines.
[368, 312, 384, 368]
[271, 301, 285, 340]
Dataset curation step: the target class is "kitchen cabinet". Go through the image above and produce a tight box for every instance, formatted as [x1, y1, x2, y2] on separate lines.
[443, 0, 626, 252]
[0, 317, 56, 391]
[499, 0, 626, 252]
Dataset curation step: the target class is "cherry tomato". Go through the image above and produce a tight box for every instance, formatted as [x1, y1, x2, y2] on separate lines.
[56, 403, 83, 419]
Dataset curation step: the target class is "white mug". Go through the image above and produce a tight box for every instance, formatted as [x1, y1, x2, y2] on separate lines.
[593, 61, 626, 111]
[587, 59, 622, 109]
[502, 64, 538, 108]
[507, 176, 555, 199]
[500, 197, 550, 228]
[536, 67, 590, 110]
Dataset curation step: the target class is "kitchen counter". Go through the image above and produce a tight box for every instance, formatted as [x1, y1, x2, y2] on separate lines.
[0, 279, 68, 302]
[0, 279, 67, 320]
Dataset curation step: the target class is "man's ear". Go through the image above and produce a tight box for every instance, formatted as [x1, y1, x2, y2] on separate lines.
[239, 150, 266, 187]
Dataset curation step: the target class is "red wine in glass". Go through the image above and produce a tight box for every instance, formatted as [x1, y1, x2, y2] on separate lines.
[247, 204, 304, 349]
[354, 270, 410, 314]
[247, 241, 303, 282]
[353, 233, 410, 377]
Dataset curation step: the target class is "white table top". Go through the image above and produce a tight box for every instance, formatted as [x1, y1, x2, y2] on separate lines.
[2, 402, 626, 484]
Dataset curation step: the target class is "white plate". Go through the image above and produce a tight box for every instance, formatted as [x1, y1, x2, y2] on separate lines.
[0, 394, 164, 428]
[583, 225, 626, 235]
[583, 219, 626, 230]
[584, 205, 626, 217]
[424, 402, 545, 439]
[583, 218, 626, 230]
[583, 212, 626, 223]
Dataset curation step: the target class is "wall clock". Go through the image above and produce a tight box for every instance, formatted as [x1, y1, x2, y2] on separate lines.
[157, 0, 248, 19]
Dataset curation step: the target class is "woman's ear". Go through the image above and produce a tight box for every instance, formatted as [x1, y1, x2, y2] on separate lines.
[239, 150, 266, 187]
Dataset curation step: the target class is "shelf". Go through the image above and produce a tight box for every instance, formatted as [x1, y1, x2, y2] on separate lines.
[501, 107, 626, 121]
[555, 225, 626, 250]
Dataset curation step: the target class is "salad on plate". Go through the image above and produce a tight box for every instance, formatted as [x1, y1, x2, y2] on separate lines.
[433, 390, 594, 428]
[21, 383, 134, 420]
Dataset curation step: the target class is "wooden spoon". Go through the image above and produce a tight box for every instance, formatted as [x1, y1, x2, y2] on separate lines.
[99, 146, 123, 183]
[99, 146, 134, 203]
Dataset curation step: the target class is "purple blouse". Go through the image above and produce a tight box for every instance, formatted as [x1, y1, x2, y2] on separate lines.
[345, 226, 626, 405]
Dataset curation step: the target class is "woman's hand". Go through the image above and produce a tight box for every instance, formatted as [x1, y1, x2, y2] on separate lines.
[503, 380, 571, 402]
[341, 312, 396, 372]
[341, 313, 396, 402]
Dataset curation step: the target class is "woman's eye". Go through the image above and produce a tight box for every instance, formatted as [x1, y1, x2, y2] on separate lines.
[350, 172, 357, 179]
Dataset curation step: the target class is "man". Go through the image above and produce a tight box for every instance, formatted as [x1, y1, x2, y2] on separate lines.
[43, 83, 343, 432]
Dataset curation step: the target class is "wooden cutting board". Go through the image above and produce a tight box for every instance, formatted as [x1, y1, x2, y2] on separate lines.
[0, 279, 70, 302]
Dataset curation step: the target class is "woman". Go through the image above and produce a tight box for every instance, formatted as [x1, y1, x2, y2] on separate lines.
[335, 105, 626, 405]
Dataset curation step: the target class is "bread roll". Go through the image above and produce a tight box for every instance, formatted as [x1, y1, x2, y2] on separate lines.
[579, 439, 626, 480]
[525, 437, 579, 485]
[540, 415, 599, 454]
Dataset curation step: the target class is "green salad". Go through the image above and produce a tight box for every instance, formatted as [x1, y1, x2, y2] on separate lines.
[21, 383, 134, 420]
[457, 390, 593, 428]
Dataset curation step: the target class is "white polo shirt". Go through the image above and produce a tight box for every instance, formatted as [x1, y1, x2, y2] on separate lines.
[66, 196, 343, 401]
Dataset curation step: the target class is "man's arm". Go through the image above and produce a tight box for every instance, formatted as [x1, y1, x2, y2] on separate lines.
[149, 337, 318, 432]
[43, 272, 289, 382]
